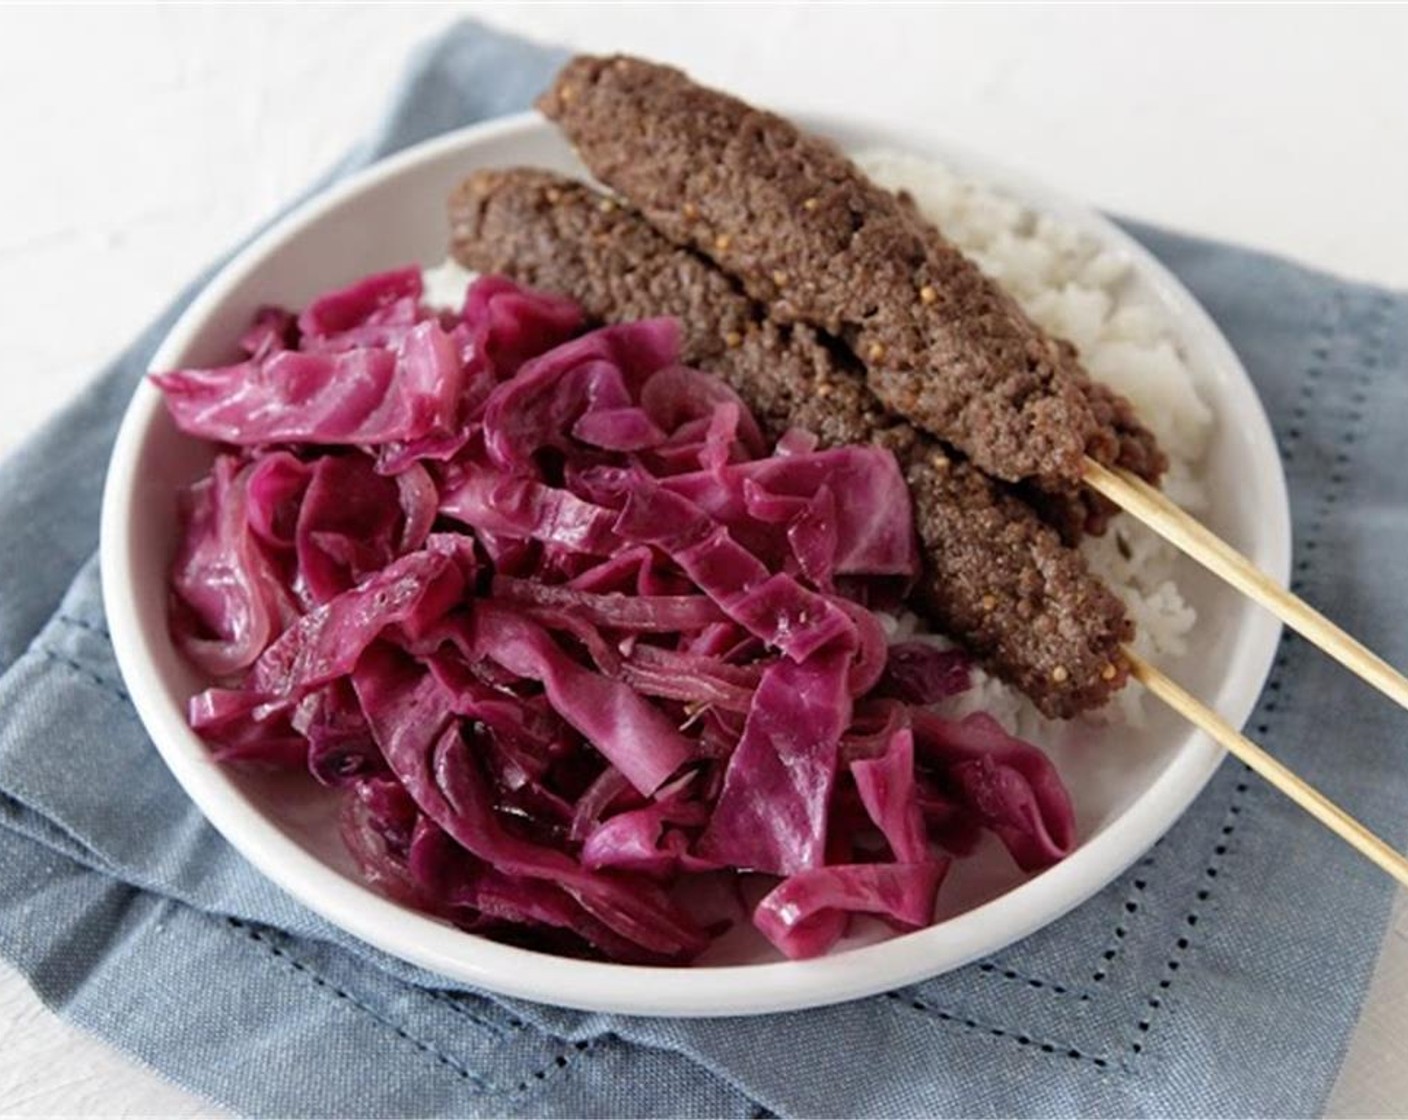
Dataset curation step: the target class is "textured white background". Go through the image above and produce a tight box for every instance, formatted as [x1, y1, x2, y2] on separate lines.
[1, 4, 1405, 1116]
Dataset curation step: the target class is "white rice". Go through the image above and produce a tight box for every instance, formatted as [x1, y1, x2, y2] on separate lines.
[422, 257, 477, 313]
[854, 151, 1213, 737]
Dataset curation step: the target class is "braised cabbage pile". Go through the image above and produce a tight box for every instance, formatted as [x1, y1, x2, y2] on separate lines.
[155, 268, 1075, 963]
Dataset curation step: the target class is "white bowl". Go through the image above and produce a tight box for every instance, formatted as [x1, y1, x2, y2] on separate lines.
[100, 111, 1290, 1017]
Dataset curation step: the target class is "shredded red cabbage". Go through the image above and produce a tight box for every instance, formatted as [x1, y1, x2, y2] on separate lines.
[156, 267, 1078, 964]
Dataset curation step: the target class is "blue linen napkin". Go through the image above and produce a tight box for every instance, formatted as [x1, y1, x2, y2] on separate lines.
[2, 19, 1406, 1118]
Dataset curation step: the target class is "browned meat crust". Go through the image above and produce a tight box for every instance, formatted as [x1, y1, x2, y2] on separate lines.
[538, 54, 1165, 504]
[449, 169, 1132, 717]
[894, 192, 1166, 537]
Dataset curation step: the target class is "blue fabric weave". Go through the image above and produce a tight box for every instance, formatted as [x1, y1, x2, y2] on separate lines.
[2, 20, 1405, 1118]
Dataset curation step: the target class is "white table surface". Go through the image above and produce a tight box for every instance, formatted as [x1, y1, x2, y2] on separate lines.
[2, 5, 1405, 1116]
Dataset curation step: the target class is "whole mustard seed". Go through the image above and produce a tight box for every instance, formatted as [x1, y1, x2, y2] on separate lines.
[1051, 665, 1070, 684]
[714, 233, 732, 252]
[920, 285, 938, 305]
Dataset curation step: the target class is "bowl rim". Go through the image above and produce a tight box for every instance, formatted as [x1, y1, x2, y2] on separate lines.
[100, 109, 1290, 1017]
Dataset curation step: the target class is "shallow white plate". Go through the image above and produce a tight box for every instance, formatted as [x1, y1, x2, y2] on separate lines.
[100, 111, 1290, 1017]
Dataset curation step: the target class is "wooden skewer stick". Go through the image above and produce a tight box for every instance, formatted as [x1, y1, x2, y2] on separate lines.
[1085, 458, 1408, 711]
[1127, 651, 1408, 887]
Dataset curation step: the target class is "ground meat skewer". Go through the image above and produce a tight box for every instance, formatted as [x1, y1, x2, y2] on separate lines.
[449, 169, 1133, 717]
[892, 191, 1164, 539]
[538, 54, 1165, 506]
